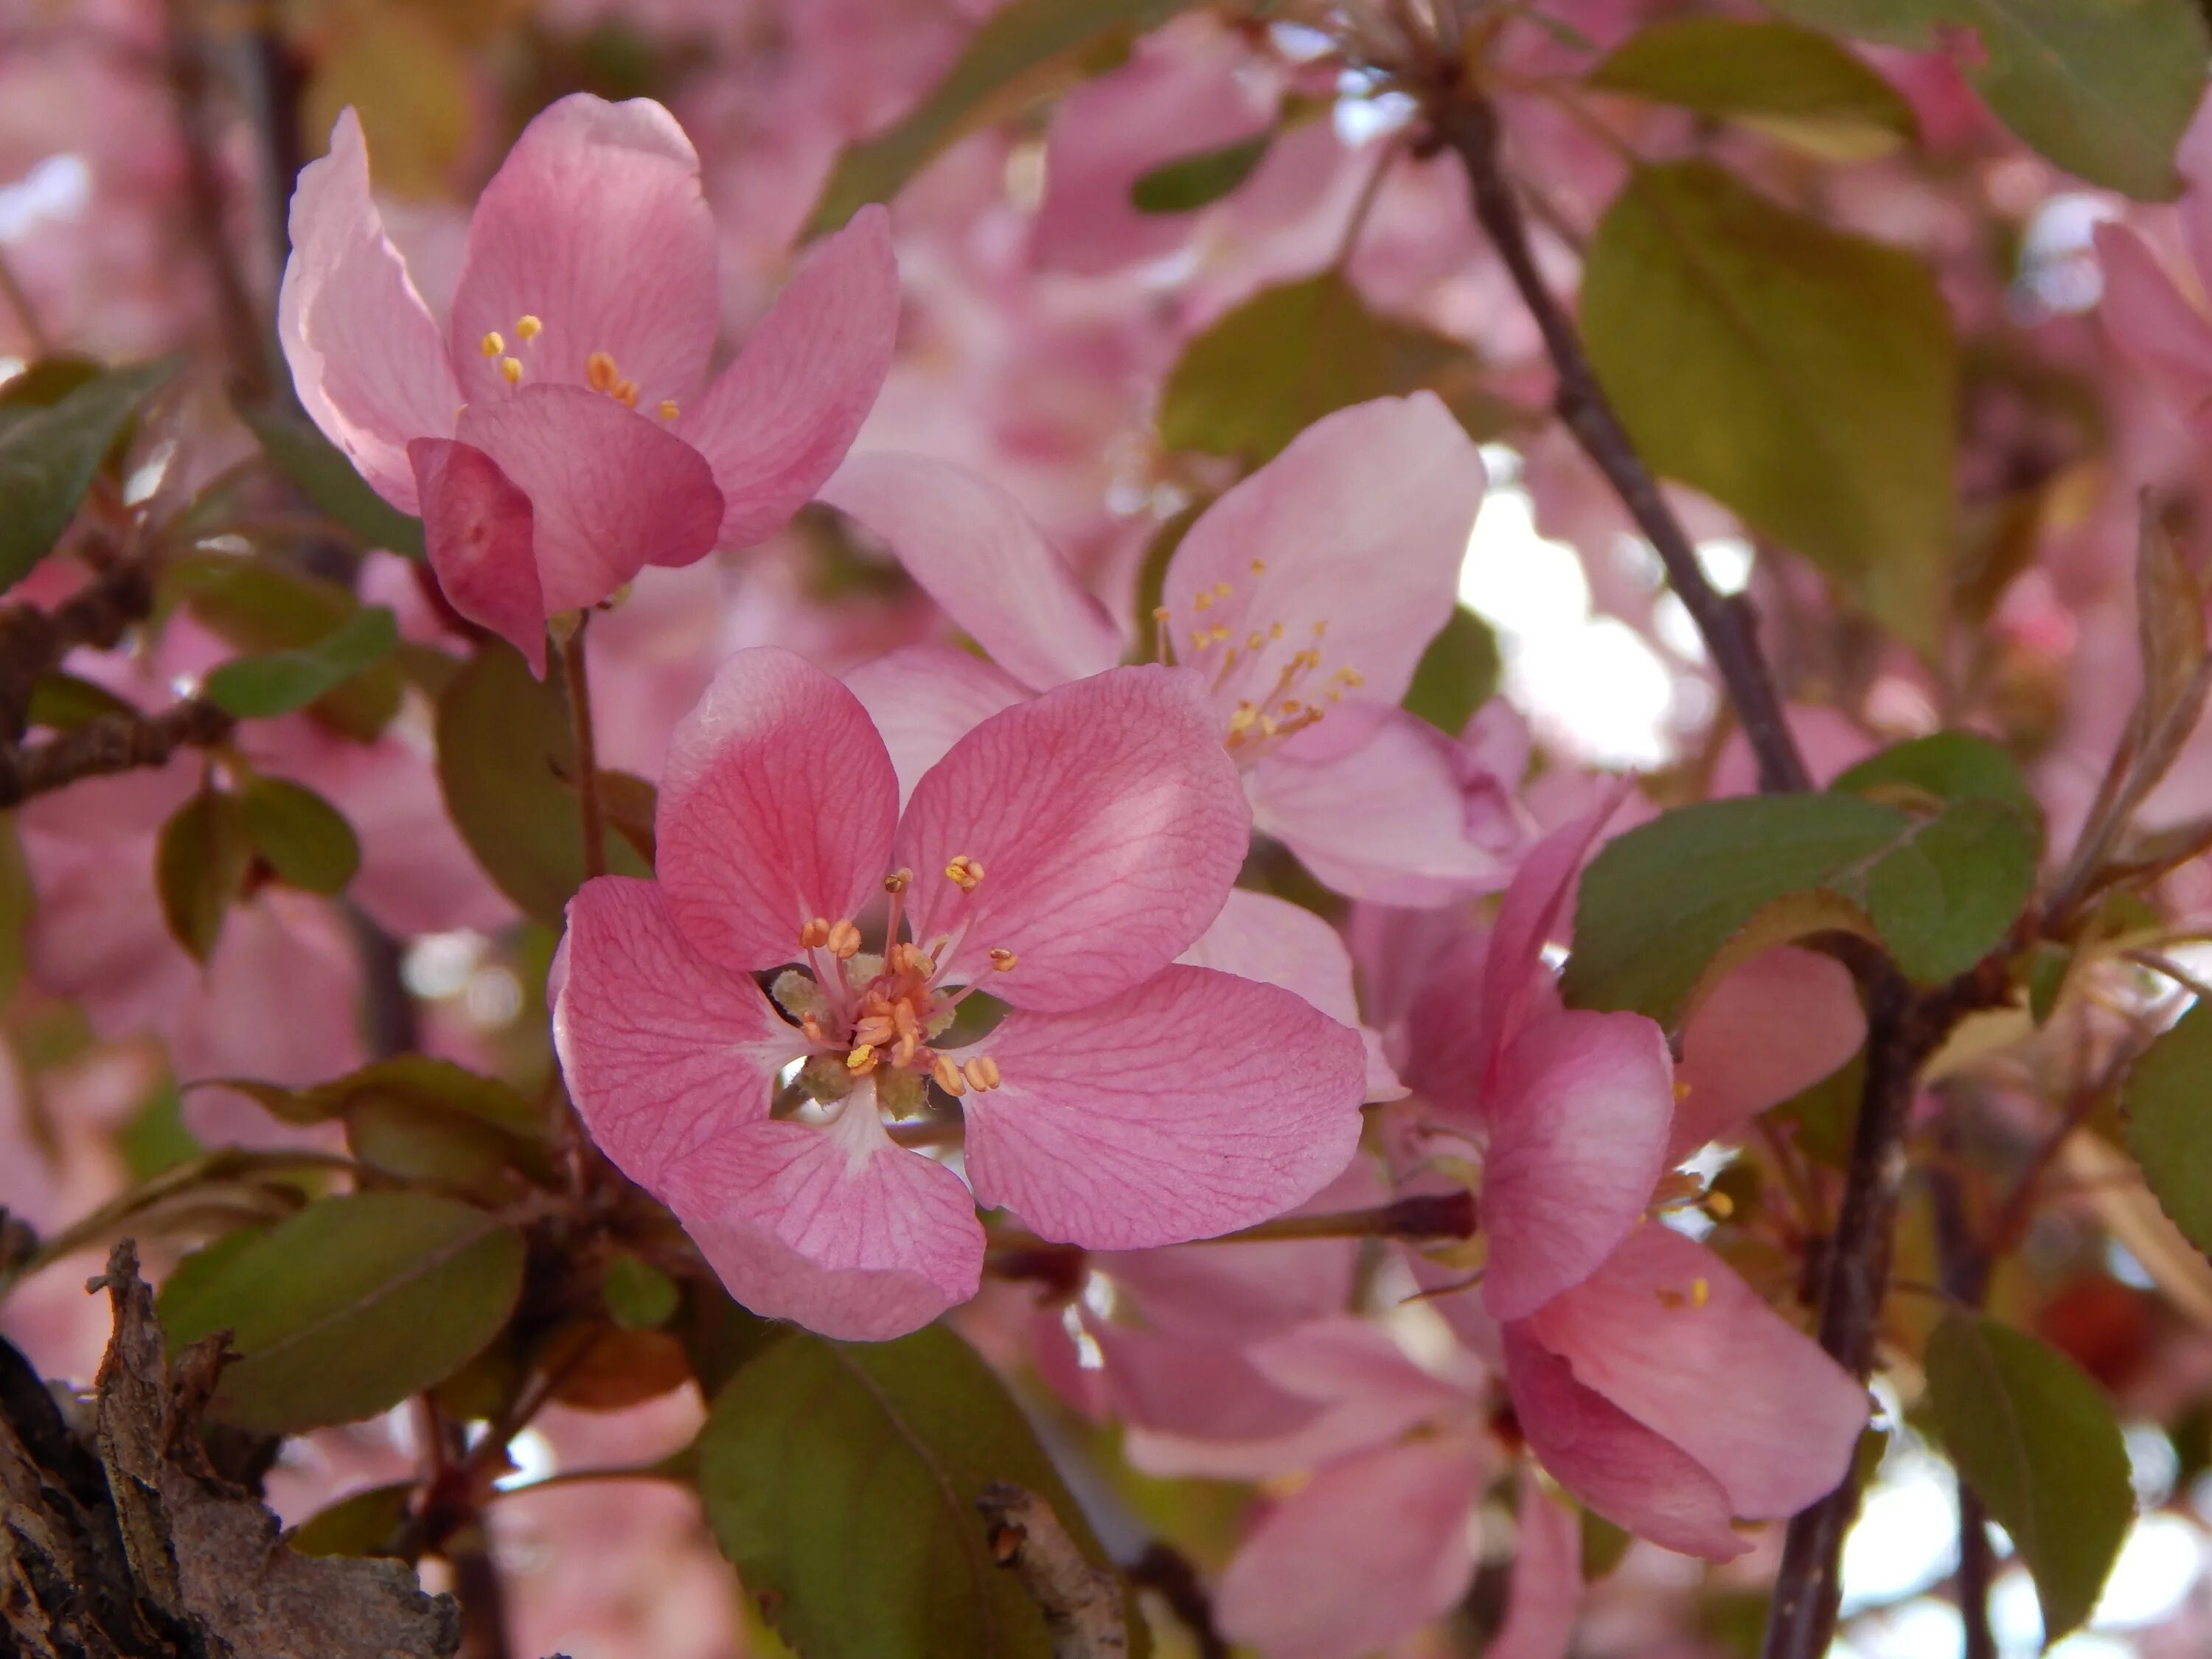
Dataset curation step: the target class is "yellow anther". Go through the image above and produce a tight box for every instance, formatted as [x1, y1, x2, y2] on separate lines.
[1690, 1277, 1711, 1309]
[1151, 605, 1172, 622]
[989, 947, 1018, 973]
[800, 1013, 827, 1044]
[1246, 632, 1265, 652]
[1674, 1079, 1693, 1102]
[799, 917, 832, 949]
[499, 356, 524, 385]
[931, 1054, 967, 1096]
[1312, 620, 1328, 637]
[479, 330, 505, 358]
[825, 919, 863, 959]
[1228, 704, 1258, 734]
[1190, 628, 1211, 652]
[1193, 591, 1214, 612]
[1269, 622, 1285, 640]
[883, 867, 913, 894]
[846, 1044, 877, 1074]
[586, 351, 618, 393]
[658, 399, 679, 420]
[614, 378, 639, 408]
[962, 1055, 1002, 1092]
[1251, 558, 1267, 575]
[1211, 581, 1232, 599]
[1281, 699, 1302, 714]
[515, 313, 542, 340]
[1209, 625, 1230, 643]
[1705, 1190, 1735, 1220]
[945, 855, 986, 892]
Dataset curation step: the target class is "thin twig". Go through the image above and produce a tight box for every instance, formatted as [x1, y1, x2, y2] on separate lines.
[1929, 1113, 1997, 1659]
[979, 1483, 1129, 1659]
[0, 553, 156, 740]
[985, 1192, 1476, 1254]
[161, 0, 271, 395]
[559, 617, 605, 882]
[1126, 1543, 1230, 1659]
[0, 698, 234, 807]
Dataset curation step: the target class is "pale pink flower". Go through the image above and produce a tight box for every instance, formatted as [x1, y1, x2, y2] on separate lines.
[821, 394, 1503, 902]
[279, 94, 900, 673]
[2095, 96, 2212, 440]
[552, 647, 1366, 1340]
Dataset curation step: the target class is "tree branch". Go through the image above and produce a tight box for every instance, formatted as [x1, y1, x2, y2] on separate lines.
[0, 552, 155, 740]
[979, 1483, 1128, 1659]
[0, 698, 234, 807]
[1427, 94, 1809, 795]
[986, 1192, 1476, 1256]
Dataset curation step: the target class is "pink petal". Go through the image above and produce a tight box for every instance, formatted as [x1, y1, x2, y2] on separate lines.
[550, 876, 805, 1192]
[2095, 223, 2212, 394]
[1519, 1228, 1868, 1520]
[455, 386, 723, 612]
[1163, 395, 1484, 709]
[1478, 785, 1628, 1075]
[1180, 888, 1402, 1100]
[1215, 1436, 1488, 1659]
[678, 207, 901, 549]
[1091, 1318, 1329, 1447]
[1670, 946, 1865, 1162]
[1487, 1470, 1582, 1659]
[278, 108, 459, 512]
[407, 437, 546, 675]
[819, 452, 1125, 691]
[1480, 1007, 1674, 1323]
[2177, 94, 2212, 300]
[449, 94, 717, 411]
[1502, 1327, 1747, 1561]
[841, 644, 1033, 806]
[958, 964, 1366, 1248]
[894, 666, 1248, 1011]
[656, 647, 900, 972]
[1248, 709, 1506, 905]
[1402, 930, 1496, 1123]
[661, 1098, 984, 1341]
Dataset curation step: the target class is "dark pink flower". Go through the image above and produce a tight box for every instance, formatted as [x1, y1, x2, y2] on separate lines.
[552, 647, 1366, 1340]
[279, 96, 900, 672]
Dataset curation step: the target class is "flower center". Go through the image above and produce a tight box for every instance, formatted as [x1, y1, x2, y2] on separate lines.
[477, 312, 679, 420]
[1149, 563, 1366, 761]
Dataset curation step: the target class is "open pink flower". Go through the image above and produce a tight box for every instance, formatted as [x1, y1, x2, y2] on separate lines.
[279, 95, 900, 673]
[821, 394, 1503, 902]
[552, 647, 1366, 1340]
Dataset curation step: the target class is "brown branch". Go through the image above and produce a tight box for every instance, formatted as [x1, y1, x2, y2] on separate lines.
[1427, 94, 1809, 795]
[1126, 1543, 1229, 1659]
[986, 1192, 1477, 1256]
[161, 0, 271, 396]
[1929, 1120, 1997, 1659]
[0, 553, 156, 740]
[979, 1483, 1129, 1659]
[0, 698, 234, 807]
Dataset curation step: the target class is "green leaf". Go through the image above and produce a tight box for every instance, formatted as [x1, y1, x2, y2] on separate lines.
[0, 358, 177, 592]
[1764, 0, 2208, 198]
[435, 640, 647, 923]
[1563, 792, 2036, 1022]
[155, 789, 254, 964]
[167, 554, 403, 740]
[160, 1191, 526, 1435]
[290, 1482, 416, 1559]
[1924, 1313, 2132, 1641]
[244, 406, 426, 558]
[26, 672, 134, 731]
[806, 0, 1197, 234]
[1590, 18, 1917, 159]
[700, 1326, 1137, 1659]
[1580, 161, 1956, 653]
[1130, 130, 1273, 212]
[605, 1252, 681, 1329]
[199, 1054, 546, 1140]
[116, 1085, 204, 1181]
[238, 776, 361, 894]
[1402, 605, 1501, 735]
[1159, 273, 1499, 465]
[0, 813, 31, 1006]
[2122, 1002, 2212, 1257]
[204, 606, 400, 720]
[1830, 731, 2040, 824]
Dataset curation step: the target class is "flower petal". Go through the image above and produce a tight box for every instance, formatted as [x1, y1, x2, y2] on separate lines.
[551, 876, 804, 1191]
[278, 108, 459, 513]
[1670, 946, 1865, 1162]
[1179, 888, 1402, 1100]
[1163, 394, 1484, 709]
[1480, 1007, 1674, 1324]
[841, 643, 1032, 807]
[449, 94, 717, 411]
[895, 666, 1248, 1010]
[1477, 785, 1627, 1075]
[1215, 1436, 1488, 1659]
[678, 206, 901, 549]
[1518, 1227, 1868, 1520]
[407, 437, 546, 675]
[1502, 1326, 1747, 1561]
[2095, 222, 2212, 397]
[1487, 1470, 1582, 1659]
[456, 385, 723, 612]
[959, 964, 1366, 1248]
[661, 1099, 984, 1342]
[1248, 709, 1506, 905]
[656, 647, 900, 972]
[820, 451, 1126, 691]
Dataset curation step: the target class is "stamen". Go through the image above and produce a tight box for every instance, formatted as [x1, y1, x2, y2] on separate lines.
[1211, 581, 1232, 599]
[931, 1054, 967, 1096]
[1193, 591, 1214, 613]
[1705, 1190, 1735, 1220]
[1269, 622, 1285, 640]
[988, 947, 1018, 973]
[613, 378, 640, 409]
[883, 868, 913, 894]
[586, 351, 618, 394]
[1690, 1276, 1711, 1308]
[658, 400, 679, 420]
[1312, 621, 1328, 637]
[961, 1055, 1001, 1091]
[499, 356, 524, 386]
[799, 917, 832, 949]
[824, 919, 863, 960]
[945, 855, 985, 893]
[846, 1044, 877, 1074]
[479, 330, 505, 358]
[1250, 558, 1267, 574]
[800, 1013, 827, 1043]
[515, 314, 543, 340]
[854, 1013, 897, 1047]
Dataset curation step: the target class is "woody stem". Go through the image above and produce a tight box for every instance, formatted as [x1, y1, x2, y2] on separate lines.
[561, 615, 605, 882]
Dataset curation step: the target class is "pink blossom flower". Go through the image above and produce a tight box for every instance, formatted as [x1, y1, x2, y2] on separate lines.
[821, 394, 1503, 902]
[2095, 98, 2212, 440]
[552, 647, 1366, 1340]
[279, 94, 900, 673]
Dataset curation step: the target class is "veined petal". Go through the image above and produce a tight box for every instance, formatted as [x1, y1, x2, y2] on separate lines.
[1670, 946, 1864, 1163]
[821, 453, 1125, 692]
[1163, 395, 1484, 710]
[1476, 785, 1629, 1078]
[1486, 1470, 1583, 1659]
[551, 876, 804, 1192]
[407, 437, 546, 675]
[958, 965, 1366, 1249]
[449, 94, 717, 411]
[455, 386, 723, 612]
[841, 643, 1032, 807]
[661, 1098, 984, 1342]
[679, 207, 901, 549]
[896, 667, 1248, 1011]
[279, 108, 459, 513]
[2096, 223, 2212, 395]
[657, 647, 900, 972]
[1480, 1007, 1674, 1324]
[1518, 1228, 1868, 1520]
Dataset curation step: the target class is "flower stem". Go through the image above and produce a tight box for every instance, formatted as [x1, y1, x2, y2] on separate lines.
[560, 614, 605, 882]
